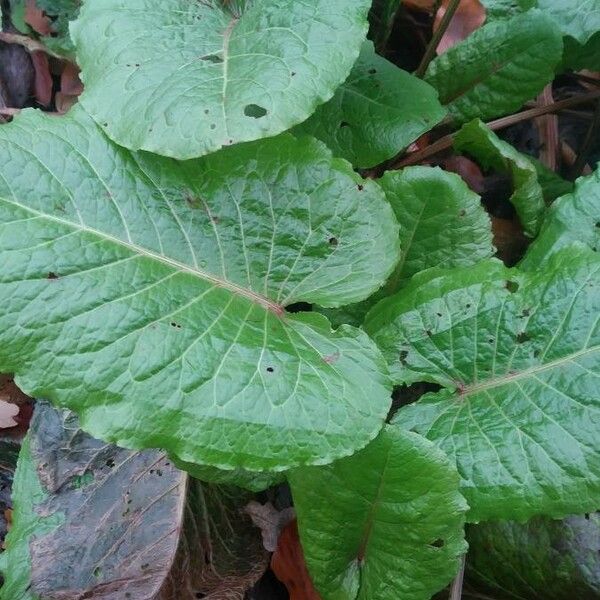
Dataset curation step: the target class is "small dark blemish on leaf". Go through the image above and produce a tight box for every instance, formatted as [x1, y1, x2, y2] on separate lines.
[357, 184, 364, 191]
[399, 350, 408, 365]
[141, 563, 149, 570]
[340, 121, 350, 128]
[595, 222, 600, 228]
[135, 63, 140, 67]
[368, 68, 376, 74]
[210, 123, 216, 130]
[488, 338, 494, 344]
[430, 539, 444, 548]
[201, 54, 223, 63]
[466, 303, 471, 309]
[328, 236, 338, 246]
[436, 312, 442, 317]
[170, 322, 182, 329]
[520, 308, 530, 317]
[516, 332, 530, 344]
[506, 280, 519, 293]
[291, 71, 296, 76]
[105, 458, 115, 468]
[244, 104, 267, 118]
[323, 352, 340, 364]
[266, 366, 274, 373]
[93, 567, 101, 578]
[425, 329, 432, 337]
[47, 271, 59, 280]
[459, 209, 466, 217]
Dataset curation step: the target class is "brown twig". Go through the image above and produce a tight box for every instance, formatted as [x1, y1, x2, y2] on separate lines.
[570, 98, 600, 179]
[392, 89, 600, 169]
[535, 84, 559, 170]
[415, 0, 462, 78]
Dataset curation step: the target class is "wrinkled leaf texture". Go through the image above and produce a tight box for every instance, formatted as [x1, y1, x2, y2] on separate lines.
[0, 106, 398, 472]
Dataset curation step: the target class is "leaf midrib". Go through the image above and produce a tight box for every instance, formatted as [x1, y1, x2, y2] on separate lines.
[460, 344, 599, 398]
[0, 196, 285, 316]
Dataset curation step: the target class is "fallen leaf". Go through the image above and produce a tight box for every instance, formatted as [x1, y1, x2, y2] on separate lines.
[55, 61, 83, 113]
[30, 50, 52, 106]
[0, 401, 18, 429]
[25, 0, 53, 36]
[435, 0, 486, 54]
[245, 500, 296, 552]
[441, 155, 485, 194]
[271, 520, 321, 600]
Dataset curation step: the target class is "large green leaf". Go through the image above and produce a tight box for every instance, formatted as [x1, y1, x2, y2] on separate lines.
[365, 248, 600, 522]
[455, 119, 545, 237]
[321, 166, 494, 327]
[289, 425, 468, 600]
[295, 41, 446, 169]
[70, 0, 371, 159]
[0, 106, 398, 472]
[0, 403, 267, 600]
[425, 10, 562, 124]
[521, 167, 600, 269]
[466, 513, 600, 599]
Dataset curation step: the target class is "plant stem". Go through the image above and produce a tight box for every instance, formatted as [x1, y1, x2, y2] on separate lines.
[392, 89, 600, 168]
[415, 0, 462, 78]
[449, 555, 466, 600]
[570, 99, 600, 179]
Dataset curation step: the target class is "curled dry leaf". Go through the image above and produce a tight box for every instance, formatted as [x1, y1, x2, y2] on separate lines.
[271, 520, 321, 600]
[244, 501, 296, 552]
[24, 0, 53, 36]
[30, 50, 52, 106]
[435, 0, 486, 54]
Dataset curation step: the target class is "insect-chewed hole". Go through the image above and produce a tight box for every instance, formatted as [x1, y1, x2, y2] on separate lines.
[266, 366, 274, 373]
[328, 236, 338, 247]
[340, 121, 350, 128]
[430, 539, 445, 548]
[516, 332, 531, 344]
[244, 104, 267, 118]
[505, 280, 519, 293]
[201, 54, 223, 63]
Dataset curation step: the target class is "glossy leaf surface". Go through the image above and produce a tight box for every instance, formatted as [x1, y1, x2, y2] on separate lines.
[71, 0, 371, 159]
[425, 11, 562, 124]
[295, 42, 446, 168]
[366, 249, 600, 521]
[290, 425, 467, 600]
[0, 107, 397, 471]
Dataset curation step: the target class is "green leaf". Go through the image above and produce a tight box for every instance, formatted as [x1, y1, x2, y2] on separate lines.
[320, 166, 494, 327]
[0, 106, 397, 472]
[172, 459, 285, 492]
[466, 513, 600, 599]
[454, 119, 546, 237]
[425, 10, 562, 124]
[483, 0, 600, 44]
[365, 248, 600, 522]
[70, 0, 371, 159]
[533, 158, 574, 203]
[37, 0, 80, 56]
[294, 42, 446, 169]
[289, 425, 468, 600]
[521, 168, 600, 269]
[368, 0, 402, 51]
[0, 403, 267, 600]
[561, 33, 600, 71]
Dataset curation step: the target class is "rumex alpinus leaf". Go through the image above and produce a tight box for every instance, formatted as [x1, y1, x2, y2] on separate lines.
[466, 513, 600, 599]
[70, 0, 371, 159]
[365, 248, 600, 522]
[294, 41, 446, 169]
[425, 10, 562, 124]
[454, 119, 546, 237]
[0, 106, 398, 472]
[521, 167, 600, 269]
[289, 425, 467, 600]
[0, 403, 267, 600]
[320, 166, 494, 327]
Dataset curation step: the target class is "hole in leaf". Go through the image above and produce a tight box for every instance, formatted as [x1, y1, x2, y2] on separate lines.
[170, 322, 182, 329]
[368, 68, 377, 74]
[340, 121, 350, 128]
[430, 539, 445, 548]
[286, 302, 311, 313]
[266, 366, 274, 373]
[516, 332, 530, 344]
[399, 350, 409, 365]
[328, 236, 338, 246]
[105, 459, 115, 468]
[201, 54, 223, 63]
[47, 271, 59, 280]
[357, 184, 364, 191]
[388, 382, 442, 421]
[244, 104, 267, 118]
[585, 513, 591, 520]
[506, 280, 519, 293]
